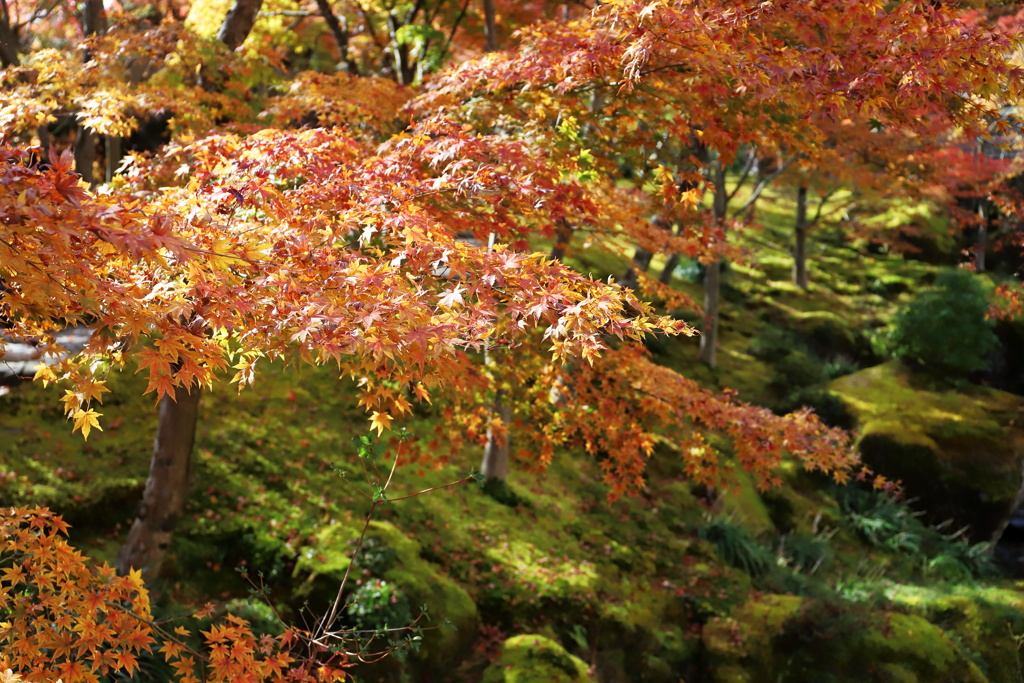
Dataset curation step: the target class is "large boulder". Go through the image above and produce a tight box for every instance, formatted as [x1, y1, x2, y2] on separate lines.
[830, 361, 1024, 543]
[703, 594, 989, 683]
[482, 634, 594, 683]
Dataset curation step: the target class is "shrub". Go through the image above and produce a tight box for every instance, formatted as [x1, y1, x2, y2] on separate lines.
[348, 578, 413, 632]
[698, 518, 774, 577]
[889, 269, 999, 377]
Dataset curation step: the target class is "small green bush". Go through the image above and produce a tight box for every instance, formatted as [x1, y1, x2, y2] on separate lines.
[698, 519, 774, 577]
[348, 578, 413, 632]
[889, 269, 999, 377]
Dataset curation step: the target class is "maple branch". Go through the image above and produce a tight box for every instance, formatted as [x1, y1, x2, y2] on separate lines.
[317, 499, 378, 639]
[730, 157, 793, 218]
[313, 0, 358, 74]
[353, 0, 384, 48]
[725, 147, 757, 204]
[807, 188, 840, 228]
[439, 0, 472, 59]
[385, 473, 474, 502]
[256, 9, 313, 16]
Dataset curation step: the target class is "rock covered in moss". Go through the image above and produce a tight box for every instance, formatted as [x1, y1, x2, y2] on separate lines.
[482, 634, 593, 683]
[830, 361, 1024, 542]
[293, 520, 479, 673]
[704, 594, 989, 682]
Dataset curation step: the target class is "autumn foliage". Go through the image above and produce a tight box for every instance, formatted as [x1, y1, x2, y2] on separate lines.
[1, 0, 1023, 677]
[0, 507, 352, 683]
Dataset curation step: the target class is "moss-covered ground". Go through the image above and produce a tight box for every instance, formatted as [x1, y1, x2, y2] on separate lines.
[4, 181, 1024, 681]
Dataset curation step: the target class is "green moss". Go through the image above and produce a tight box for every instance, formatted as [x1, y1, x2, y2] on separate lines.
[831, 361, 1024, 540]
[294, 519, 479, 670]
[718, 470, 779, 537]
[707, 594, 992, 683]
[885, 584, 1024, 682]
[703, 594, 803, 665]
[481, 634, 593, 683]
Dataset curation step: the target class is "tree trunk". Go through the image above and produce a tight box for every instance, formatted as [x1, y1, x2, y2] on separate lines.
[0, 1, 19, 68]
[659, 252, 681, 284]
[72, 0, 105, 184]
[619, 248, 653, 290]
[314, 0, 359, 74]
[548, 219, 574, 262]
[117, 384, 202, 580]
[976, 203, 988, 273]
[482, 0, 497, 52]
[699, 159, 727, 367]
[217, 0, 264, 50]
[81, 0, 106, 37]
[793, 183, 809, 289]
[480, 386, 511, 481]
[74, 126, 97, 185]
[699, 259, 720, 367]
[104, 135, 122, 183]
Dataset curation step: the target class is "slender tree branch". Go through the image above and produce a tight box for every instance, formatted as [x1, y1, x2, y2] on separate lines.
[725, 147, 757, 204]
[730, 157, 793, 218]
[440, 0, 472, 59]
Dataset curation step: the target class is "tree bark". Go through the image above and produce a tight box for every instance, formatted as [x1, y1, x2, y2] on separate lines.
[104, 135, 122, 183]
[548, 219, 574, 262]
[793, 183, 809, 289]
[0, 0, 19, 68]
[976, 203, 988, 273]
[81, 0, 106, 37]
[699, 158, 727, 367]
[74, 128, 97, 185]
[480, 386, 511, 481]
[314, 0, 358, 74]
[482, 0, 497, 52]
[659, 253, 681, 284]
[72, 0, 105, 184]
[619, 248, 653, 290]
[117, 384, 202, 580]
[217, 0, 264, 50]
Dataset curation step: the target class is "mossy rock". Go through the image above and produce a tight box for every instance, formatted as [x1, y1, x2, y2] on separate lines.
[830, 361, 1024, 542]
[705, 594, 989, 683]
[702, 593, 804, 679]
[717, 468, 776, 537]
[886, 583, 1024, 683]
[482, 634, 593, 683]
[293, 520, 479, 673]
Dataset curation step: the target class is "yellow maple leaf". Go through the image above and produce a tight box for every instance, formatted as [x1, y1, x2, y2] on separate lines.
[71, 409, 103, 440]
[412, 383, 431, 405]
[369, 411, 393, 436]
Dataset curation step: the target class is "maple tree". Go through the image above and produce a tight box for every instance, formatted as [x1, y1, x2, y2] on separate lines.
[423, 0, 1021, 366]
[0, 0, 1021, 678]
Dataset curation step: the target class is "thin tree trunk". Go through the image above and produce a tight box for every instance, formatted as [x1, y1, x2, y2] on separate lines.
[699, 158, 727, 367]
[314, 0, 359, 74]
[549, 219, 574, 262]
[104, 135, 122, 183]
[386, 13, 414, 85]
[700, 259, 721, 367]
[480, 384, 511, 481]
[482, 0, 497, 52]
[659, 253, 681, 284]
[74, 129, 97, 184]
[976, 203, 988, 273]
[73, 0, 104, 184]
[217, 0, 264, 50]
[619, 248, 653, 290]
[117, 384, 202, 580]
[793, 183, 809, 289]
